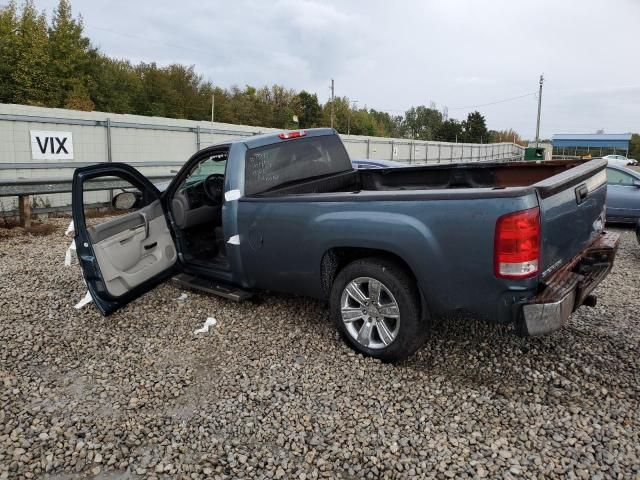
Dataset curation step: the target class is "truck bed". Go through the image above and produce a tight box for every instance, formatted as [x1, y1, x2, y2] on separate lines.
[241, 157, 608, 323]
[256, 159, 593, 197]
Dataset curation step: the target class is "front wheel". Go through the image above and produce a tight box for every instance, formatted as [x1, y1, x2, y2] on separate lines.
[329, 257, 428, 363]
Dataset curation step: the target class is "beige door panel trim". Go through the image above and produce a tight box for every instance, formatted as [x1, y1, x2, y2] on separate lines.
[89, 200, 177, 298]
[88, 201, 164, 244]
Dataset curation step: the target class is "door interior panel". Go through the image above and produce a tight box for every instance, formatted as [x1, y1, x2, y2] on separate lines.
[87, 200, 177, 297]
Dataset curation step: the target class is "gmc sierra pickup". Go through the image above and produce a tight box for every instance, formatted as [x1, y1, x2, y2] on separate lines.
[72, 128, 619, 362]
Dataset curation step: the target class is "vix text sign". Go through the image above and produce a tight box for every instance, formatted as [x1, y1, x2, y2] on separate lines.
[30, 130, 74, 160]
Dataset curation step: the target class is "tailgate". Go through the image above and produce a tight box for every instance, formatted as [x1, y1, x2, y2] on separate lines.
[534, 159, 608, 278]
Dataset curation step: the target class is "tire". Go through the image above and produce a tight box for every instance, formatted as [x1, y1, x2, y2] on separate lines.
[329, 257, 429, 363]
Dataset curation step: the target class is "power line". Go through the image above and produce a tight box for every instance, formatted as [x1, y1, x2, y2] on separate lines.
[448, 92, 537, 110]
[365, 92, 537, 116]
[85, 24, 211, 57]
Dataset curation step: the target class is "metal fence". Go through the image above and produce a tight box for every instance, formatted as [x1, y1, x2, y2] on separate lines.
[0, 104, 524, 222]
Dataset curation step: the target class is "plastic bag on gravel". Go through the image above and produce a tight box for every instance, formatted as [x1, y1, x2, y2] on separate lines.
[194, 317, 217, 334]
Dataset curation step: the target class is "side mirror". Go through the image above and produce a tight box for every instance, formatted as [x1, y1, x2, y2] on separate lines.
[112, 191, 141, 210]
[633, 180, 640, 188]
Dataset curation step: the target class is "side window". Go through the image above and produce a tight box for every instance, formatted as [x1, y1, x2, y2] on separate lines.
[182, 152, 228, 187]
[170, 150, 229, 227]
[606, 168, 634, 186]
[82, 177, 147, 229]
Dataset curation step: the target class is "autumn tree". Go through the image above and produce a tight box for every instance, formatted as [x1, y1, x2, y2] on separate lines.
[490, 128, 526, 145]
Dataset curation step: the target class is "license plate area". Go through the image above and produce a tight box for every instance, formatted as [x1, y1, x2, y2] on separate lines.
[531, 231, 619, 311]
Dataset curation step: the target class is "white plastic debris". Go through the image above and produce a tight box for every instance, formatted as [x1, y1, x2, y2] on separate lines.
[65, 221, 92, 310]
[194, 317, 217, 334]
[74, 291, 93, 309]
[64, 240, 77, 266]
[227, 235, 240, 245]
[176, 292, 188, 301]
[64, 220, 78, 266]
[65, 220, 75, 237]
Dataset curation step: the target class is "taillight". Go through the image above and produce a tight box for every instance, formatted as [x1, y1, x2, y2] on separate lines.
[278, 130, 307, 140]
[494, 207, 540, 279]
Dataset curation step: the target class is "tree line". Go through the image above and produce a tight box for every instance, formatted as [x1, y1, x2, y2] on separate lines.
[0, 0, 526, 144]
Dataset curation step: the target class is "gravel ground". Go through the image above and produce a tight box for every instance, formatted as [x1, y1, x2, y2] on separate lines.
[1, 219, 639, 479]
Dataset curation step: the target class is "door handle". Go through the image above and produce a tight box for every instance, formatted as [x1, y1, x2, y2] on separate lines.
[138, 212, 150, 240]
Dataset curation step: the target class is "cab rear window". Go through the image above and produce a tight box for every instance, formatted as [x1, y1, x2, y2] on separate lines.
[244, 135, 352, 195]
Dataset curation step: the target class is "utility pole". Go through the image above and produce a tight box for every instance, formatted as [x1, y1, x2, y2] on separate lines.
[330, 79, 335, 129]
[535, 74, 544, 148]
[211, 91, 215, 126]
[347, 100, 358, 136]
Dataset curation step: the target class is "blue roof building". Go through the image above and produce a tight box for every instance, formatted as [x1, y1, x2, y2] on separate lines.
[552, 133, 631, 156]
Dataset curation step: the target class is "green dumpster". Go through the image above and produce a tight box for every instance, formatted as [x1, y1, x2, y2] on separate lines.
[524, 147, 545, 161]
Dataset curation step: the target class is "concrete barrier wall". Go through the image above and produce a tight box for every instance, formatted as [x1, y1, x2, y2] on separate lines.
[0, 104, 524, 211]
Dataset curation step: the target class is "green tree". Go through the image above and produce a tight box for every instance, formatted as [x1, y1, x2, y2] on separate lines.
[322, 96, 351, 133]
[402, 105, 443, 140]
[91, 57, 140, 113]
[369, 109, 403, 137]
[139, 63, 185, 117]
[462, 111, 489, 143]
[48, 0, 95, 108]
[296, 90, 322, 128]
[267, 84, 298, 128]
[0, 1, 19, 103]
[209, 86, 232, 124]
[165, 64, 211, 119]
[435, 119, 464, 142]
[12, 0, 52, 105]
[228, 85, 261, 126]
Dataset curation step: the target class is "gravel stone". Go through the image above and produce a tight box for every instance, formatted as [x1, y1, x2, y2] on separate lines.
[0, 220, 639, 479]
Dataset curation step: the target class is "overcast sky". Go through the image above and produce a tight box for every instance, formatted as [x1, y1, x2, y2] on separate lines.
[32, 0, 640, 138]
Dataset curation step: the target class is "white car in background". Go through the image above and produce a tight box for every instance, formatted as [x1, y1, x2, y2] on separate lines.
[603, 154, 637, 167]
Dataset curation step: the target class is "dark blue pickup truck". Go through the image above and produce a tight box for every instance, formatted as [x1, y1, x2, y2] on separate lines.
[72, 129, 619, 362]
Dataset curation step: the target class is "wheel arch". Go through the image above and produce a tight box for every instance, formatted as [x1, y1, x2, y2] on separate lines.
[320, 247, 418, 298]
[320, 246, 432, 324]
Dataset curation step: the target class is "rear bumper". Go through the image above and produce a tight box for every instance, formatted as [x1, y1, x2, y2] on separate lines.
[519, 231, 620, 336]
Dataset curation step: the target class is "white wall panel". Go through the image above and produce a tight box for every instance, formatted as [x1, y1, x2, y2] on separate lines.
[0, 104, 524, 212]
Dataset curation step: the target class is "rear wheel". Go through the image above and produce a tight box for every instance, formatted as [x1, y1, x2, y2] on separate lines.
[330, 258, 428, 363]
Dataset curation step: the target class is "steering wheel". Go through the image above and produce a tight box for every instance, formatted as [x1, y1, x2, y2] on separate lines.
[203, 174, 225, 206]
